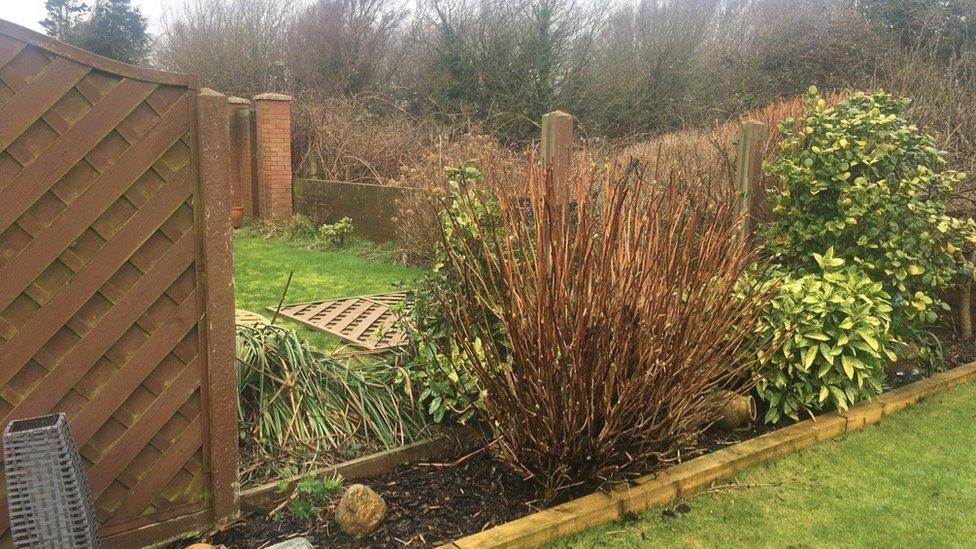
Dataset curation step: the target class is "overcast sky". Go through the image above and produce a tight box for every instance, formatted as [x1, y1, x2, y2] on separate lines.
[2, 0, 168, 34]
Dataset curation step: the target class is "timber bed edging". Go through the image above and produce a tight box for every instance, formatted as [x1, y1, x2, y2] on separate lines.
[437, 360, 976, 549]
[238, 425, 488, 511]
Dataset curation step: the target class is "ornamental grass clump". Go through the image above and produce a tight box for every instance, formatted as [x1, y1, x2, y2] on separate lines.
[433, 162, 771, 499]
[235, 324, 428, 484]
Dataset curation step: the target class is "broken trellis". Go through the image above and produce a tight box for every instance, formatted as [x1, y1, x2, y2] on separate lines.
[268, 292, 411, 351]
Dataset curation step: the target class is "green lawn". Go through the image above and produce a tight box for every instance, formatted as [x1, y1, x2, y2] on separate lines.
[555, 381, 976, 548]
[233, 235, 424, 352]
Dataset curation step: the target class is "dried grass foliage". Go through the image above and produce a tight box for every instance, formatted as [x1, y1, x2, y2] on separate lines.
[291, 93, 443, 184]
[616, 91, 850, 211]
[434, 161, 771, 499]
[391, 133, 525, 264]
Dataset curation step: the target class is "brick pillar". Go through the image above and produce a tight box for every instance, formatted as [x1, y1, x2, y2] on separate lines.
[227, 97, 256, 216]
[253, 92, 293, 220]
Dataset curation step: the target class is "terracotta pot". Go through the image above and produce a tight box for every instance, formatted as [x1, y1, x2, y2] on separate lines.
[712, 390, 757, 431]
[230, 206, 244, 228]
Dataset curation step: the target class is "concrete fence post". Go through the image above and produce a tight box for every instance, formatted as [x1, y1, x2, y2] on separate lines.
[541, 110, 574, 206]
[227, 96, 255, 217]
[253, 92, 294, 221]
[735, 121, 766, 246]
[194, 88, 240, 522]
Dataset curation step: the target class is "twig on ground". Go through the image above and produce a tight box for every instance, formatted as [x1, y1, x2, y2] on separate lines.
[419, 439, 497, 468]
[270, 271, 294, 325]
[705, 480, 784, 493]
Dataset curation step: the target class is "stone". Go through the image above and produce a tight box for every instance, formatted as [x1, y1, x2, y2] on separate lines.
[335, 484, 387, 538]
[265, 538, 314, 549]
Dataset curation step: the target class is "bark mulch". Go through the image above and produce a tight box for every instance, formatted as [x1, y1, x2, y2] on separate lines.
[204, 451, 539, 548]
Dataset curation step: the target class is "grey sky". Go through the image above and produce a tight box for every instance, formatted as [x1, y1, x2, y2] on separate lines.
[2, 0, 168, 33]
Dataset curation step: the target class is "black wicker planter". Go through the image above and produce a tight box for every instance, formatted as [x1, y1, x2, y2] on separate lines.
[3, 413, 99, 548]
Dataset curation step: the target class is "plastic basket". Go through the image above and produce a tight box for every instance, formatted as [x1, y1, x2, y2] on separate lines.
[3, 413, 99, 548]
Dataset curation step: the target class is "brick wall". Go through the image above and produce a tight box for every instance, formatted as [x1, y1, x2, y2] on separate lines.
[254, 93, 293, 220]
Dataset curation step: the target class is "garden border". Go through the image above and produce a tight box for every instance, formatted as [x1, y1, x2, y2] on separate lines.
[437, 360, 976, 548]
[238, 425, 487, 511]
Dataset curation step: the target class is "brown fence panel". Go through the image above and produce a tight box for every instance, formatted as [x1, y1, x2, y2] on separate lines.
[0, 20, 237, 546]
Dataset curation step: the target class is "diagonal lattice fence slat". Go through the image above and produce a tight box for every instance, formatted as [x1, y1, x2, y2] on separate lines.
[0, 19, 237, 547]
[270, 292, 412, 350]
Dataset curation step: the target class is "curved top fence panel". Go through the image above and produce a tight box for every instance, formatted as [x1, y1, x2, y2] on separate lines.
[0, 18, 236, 548]
[0, 19, 194, 87]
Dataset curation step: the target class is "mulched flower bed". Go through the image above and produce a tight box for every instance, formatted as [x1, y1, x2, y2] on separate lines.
[174, 334, 976, 549]
[207, 451, 539, 548]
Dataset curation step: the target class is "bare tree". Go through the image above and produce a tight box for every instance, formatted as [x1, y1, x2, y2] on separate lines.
[155, 0, 296, 96]
[285, 0, 408, 96]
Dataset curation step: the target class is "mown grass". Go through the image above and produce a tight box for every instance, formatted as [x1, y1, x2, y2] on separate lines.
[554, 380, 976, 548]
[233, 235, 424, 352]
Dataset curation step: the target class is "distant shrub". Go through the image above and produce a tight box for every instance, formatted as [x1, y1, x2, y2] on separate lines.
[284, 213, 320, 240]
[762, 88, 976, 334]
[749, 250, 895, 423]
[320, 217, 354, 246]
[392, 134, 522, 265]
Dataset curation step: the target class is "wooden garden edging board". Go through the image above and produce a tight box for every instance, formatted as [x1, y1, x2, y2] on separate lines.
[239, 425, 487, 511]
[437, 360, 976, 549]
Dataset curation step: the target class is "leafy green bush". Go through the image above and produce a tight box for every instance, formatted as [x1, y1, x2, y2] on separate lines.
[762, 88, 976, 331]
[320, 216, 355, 246]
[401, 162, 500, 424]
[285, 213, 320, 240]
[752, 249, 896, 423]
[275, 475, 342, 522]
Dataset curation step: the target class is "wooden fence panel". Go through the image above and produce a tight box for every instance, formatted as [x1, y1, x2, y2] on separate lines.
[0, 20, 237, 547]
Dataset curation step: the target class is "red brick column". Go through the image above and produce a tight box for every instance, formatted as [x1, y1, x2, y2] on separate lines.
[253, 92, 293, 220]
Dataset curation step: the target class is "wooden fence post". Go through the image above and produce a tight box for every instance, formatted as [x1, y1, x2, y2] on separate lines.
[961, 250, 976, 340]
[541, 110, 574, 205]
[735, 121, 766, 246]
[195, 88, 240, 522]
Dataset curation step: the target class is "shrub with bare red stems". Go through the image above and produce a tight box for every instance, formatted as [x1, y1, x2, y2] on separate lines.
[433, 160, 773, 499]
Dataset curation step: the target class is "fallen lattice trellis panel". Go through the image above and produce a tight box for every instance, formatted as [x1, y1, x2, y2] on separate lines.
[268, 292, 411, 350]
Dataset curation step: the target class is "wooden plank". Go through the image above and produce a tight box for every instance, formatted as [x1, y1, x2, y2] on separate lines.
[0, 20, 191, 88]
[0, 175, 190, 384]
[331, 300, 377, 334]
[0, 232, 195, 428]
[0, 57, 89, 150]
[735, 121, 766, 245]
[0, 79, 154, 237]
[0, 37, 25, 73]
[304, 298, 357, 326]
[86, 356, 201, 496]
[239, 425, 489, 511]
[0, 101, 187, 312]
[117, 416, 203, 520]
[271, 293, 412, 350]
[296, 298, 336, 321]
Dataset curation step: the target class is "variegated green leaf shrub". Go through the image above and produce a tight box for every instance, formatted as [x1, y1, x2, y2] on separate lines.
[400, 162, 499, 424]
[752, 249, 895, 423]
[762, 88, 976, 331]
